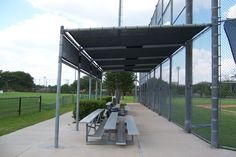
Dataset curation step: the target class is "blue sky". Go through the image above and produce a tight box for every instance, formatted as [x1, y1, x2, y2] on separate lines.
[0, 0, 41, 29]
[0, 0, 236, 85]
[0, 0, 158, 85]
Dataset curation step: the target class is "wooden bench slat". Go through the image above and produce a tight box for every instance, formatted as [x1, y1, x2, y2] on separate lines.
[104, 112, 118, 130]
[80, 109, 104, 123]
[126, 115, 139, 135]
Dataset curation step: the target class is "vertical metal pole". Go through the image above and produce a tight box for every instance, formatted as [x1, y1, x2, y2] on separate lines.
[95, 79, 98, 100]
[161, 0, 164, 25]
[54, 26, 64, 148]
[153, 69, 156, 111]
[184, 0, 193, 133]
[148, 73, 150, 107]
[169, 57, 172, 121]
[211, 0, 219, 148]
[76, 64, 81, 131]
[89, 75, 92, 99]
[18, 97, 22, 116]
[100, 80, 102, 100]
[118, 0, 122, 27]
[159, 64, 162, 115]
[39, 96, 42, 112]
[134, 73, 137, 102]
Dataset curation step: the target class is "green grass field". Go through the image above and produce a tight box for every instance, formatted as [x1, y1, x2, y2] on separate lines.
[170, 96, 236, 149]
[0, 92, 80, 136]
[1, 92, 236, 149]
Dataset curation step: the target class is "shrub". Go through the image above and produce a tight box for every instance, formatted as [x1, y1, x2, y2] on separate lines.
[101, 96, 112, 103]
[72, 99, 106, 120]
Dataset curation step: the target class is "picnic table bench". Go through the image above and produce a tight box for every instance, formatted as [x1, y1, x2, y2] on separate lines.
[104, 112, 118, 130]
[80, 108, 139, 145]
[80, 109, 105, 142]
[125, 115, 139, 143]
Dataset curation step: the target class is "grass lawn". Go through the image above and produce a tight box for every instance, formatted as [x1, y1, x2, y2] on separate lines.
[0, 92, 78, 136]
[166, 96, 236, 148]
[1, 92, 236, 148]
[0, 104, 73, 136]
[121, 96, 136, 103]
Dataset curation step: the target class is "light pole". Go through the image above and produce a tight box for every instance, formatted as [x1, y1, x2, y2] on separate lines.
[176, 66, 180, 86]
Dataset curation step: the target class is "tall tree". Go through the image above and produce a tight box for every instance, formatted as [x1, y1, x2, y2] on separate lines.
[103, 71, 135, 96]
[70, 75, 96, 93]
[0, 71, 34, 91]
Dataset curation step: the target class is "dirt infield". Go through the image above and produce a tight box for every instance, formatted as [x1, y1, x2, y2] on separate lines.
[197, 104, 236, 109]
[197, 104, 236, 115]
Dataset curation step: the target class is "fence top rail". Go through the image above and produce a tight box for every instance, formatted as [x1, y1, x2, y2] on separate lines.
[0, 96, 41, 100]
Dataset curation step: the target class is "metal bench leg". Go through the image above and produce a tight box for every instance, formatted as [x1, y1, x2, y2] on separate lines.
[86, 123, 88, 142]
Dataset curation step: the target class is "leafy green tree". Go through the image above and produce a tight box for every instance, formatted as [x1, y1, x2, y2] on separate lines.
[103, 71, 135, 96]
[61, 84, 71, 93]
[70, 75, 97, 94]
[193, 82, 211, 97]
[0, 70, 34, 91]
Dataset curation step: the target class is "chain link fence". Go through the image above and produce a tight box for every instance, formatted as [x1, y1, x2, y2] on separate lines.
[139, 0, 236, 149]
[0, 97, 41, 118]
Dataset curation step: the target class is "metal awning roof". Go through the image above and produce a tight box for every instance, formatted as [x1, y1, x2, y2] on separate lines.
[62, 24, 208, 77]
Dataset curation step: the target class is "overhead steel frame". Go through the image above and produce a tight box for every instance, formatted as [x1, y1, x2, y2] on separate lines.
[54, 26, 103, 148]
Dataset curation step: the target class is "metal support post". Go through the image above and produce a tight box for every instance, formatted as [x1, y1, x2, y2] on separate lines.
[54, 26, 64, 148]
[95, 79, 98, 100]
[153, 69, 156, 111]
[184, 0, 193, 133]
[159, 64, 162, 115]
[118, 0, 122, 27]
[100, 80, 102, 100]
[89, 75, 92, 99]
[170, 0, 173, 25]
[134, 73, 137, 102]
[18, 97, 22, 116]
[168, 57, 172, 121]
[76, 64, 81, 131]
[211, 0, 219, 148]
[161, 0, 164, 25]
[39, 96, 42, 112]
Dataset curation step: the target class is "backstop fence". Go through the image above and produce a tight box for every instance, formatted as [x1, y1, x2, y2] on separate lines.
[139, 0, 236, 150]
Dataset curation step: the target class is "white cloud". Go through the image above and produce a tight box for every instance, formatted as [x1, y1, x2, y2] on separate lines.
[226, 3, 236, 19]
[193, 48, 211, 84]
[193, 0, 211, 11]
[0, 13, 78, 85]
[1, 0, 159, 85]
[221, 57, 236, 81]
[172, 0, 211, 14]
[26, 0, 158, 27]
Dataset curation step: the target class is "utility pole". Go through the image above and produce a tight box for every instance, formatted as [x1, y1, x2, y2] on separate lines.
[118, 0, 122, 27]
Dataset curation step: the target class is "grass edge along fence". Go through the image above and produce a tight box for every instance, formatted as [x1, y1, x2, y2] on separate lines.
[0, 96, 42, 117]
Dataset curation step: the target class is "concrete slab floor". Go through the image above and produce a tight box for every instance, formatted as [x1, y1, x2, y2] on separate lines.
[0, 103, 235, 157]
